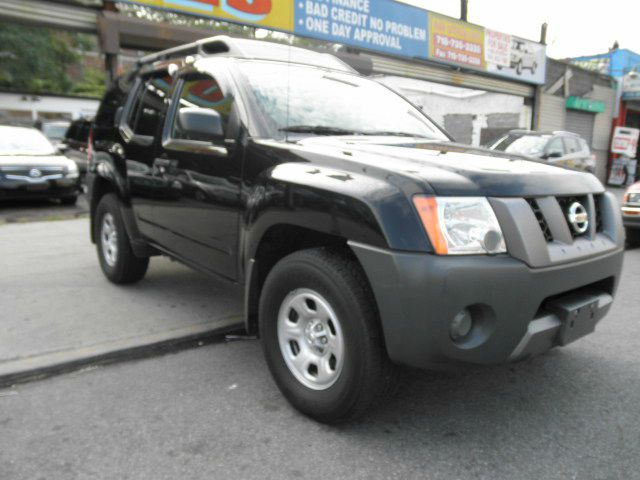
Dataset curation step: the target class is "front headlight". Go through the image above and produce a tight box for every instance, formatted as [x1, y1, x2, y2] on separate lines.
[413, 196, 507, 255]
[65, 162, 79, 179]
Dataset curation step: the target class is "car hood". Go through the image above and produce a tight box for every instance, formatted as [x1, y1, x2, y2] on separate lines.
[294, 137, 604, 197]
[0, 154, 74, 168]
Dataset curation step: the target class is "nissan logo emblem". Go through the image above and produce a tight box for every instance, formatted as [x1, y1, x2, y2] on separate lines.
[568, 202, 589, 234]
[29, 168, 42, 178]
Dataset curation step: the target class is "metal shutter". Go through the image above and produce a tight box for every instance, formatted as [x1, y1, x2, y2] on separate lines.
[538, 94, 565, 131]
[565, 110, 595, 146]
[369, 54, 535, 98]
[0, 0, 98, 33]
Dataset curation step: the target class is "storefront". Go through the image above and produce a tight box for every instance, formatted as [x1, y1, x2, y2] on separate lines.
[571, 48, 640, 184]
[538, 58, 616, 180]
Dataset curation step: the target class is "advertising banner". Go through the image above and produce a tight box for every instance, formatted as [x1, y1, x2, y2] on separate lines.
[294, 0, 428, 58]
[611, 126, 640, 157]
[124, 0, 293, 31]
[121, 0, 546, 85]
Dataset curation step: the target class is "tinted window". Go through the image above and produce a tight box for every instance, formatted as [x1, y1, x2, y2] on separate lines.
[171, 75, 234, 140]
[130, 75, 173, 137]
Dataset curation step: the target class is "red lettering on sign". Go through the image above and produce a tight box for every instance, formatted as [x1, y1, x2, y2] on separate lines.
[226, 0, 271, 15]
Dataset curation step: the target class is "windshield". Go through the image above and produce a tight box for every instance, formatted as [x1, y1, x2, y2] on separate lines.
[0, 127, 57, 156]
[492, 134, 551, 158]
[41, 123, 69, 140]
[236, 61, 449, 141]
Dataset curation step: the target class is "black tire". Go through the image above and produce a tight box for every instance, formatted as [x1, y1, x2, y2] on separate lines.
[626, 227, 640, 249]
[94, 193, 149, 284]
[516, 61, 523, 75]
[259, 247, 396, 424]
[60, 195, 77, 206]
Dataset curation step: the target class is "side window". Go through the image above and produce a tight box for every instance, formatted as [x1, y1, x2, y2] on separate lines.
[128, 75, 174, 137]
[564, 137, 581, 154]
[171, 74, 234, 141]
[546, 137, 564, 156]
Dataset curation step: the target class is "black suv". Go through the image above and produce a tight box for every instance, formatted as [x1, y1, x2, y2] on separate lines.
[88, 36, 625, 423]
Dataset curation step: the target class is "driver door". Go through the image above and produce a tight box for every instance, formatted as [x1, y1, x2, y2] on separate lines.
[151, 70, 242, 281]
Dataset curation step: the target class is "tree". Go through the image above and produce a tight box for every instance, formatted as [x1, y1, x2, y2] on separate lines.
[0, 23, 79, 94]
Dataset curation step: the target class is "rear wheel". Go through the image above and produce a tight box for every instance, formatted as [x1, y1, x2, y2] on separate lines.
[95, 193, 149, 284]
[626, 227, 640, 248]
[259, 247, 396, 424]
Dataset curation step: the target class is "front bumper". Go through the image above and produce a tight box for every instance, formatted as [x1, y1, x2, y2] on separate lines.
[622, 205, 640, 229]
[0, 177, 80, 200]
[350, 243, 624, 370]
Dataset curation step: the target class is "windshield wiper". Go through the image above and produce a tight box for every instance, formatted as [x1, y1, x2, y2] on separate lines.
[280, 125, 358, 136]
[357, 130, 436, 138]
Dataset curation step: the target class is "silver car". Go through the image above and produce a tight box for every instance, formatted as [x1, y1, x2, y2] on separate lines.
[490, 130, 596, 173]
[0, 126, 81, 204]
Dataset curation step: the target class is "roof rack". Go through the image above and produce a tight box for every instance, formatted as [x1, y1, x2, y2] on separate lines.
[137, 35, 242, 66]
[137, 35, 355, 73]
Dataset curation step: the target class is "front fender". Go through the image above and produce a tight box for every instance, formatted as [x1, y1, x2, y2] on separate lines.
[241, 161, 429, 265]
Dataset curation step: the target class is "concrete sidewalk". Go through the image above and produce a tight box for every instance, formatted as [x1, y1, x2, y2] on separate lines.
[0, 219, 244, 387]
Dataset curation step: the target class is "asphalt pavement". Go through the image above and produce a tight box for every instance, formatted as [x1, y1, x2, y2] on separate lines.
[0, 193, 89, 224]
[0, 218, 243, 385]
[1, 247, 639, 479]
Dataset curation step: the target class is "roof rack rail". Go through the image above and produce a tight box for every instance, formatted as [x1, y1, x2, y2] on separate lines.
[137, 35, 244, 67]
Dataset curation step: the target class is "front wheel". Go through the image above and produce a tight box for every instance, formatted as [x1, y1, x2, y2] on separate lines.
[95, 193, 149, 284]
[259, 248, 396, 424]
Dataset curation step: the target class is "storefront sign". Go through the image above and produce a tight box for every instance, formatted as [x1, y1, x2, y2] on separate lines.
[622, 74, 640, 100]
[566, 96, 606, 113]
[611, 126, 640, 157]
[429, 14, 484, 69]
[121, 0, 547, 85]
[294, 0, 428, 58]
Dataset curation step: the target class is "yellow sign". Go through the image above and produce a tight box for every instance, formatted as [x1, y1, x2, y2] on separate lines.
[429, 14, 485, 69]
[127, 0, 293, 32]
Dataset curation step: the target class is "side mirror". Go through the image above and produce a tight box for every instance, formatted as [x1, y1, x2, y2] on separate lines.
[177, 108, 224, 143]
[56, 143, 69, 154]
[114, 106, 124, 128]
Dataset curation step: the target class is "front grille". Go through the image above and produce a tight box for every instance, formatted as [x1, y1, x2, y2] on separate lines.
[557, 195, 589, 238]
[526, 198, 554, 242]
[0, 166, 65, 177]
[594, 195, 604, 232]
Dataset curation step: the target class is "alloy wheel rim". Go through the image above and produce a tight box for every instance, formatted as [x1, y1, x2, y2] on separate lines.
[101, 213, 118, 267]
[277, 289, 345, 390]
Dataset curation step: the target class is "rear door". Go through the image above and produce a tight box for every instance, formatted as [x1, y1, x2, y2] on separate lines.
[151, 68, 243, 280]
[562, 136, 586, 171]
[119, 73, 175, 240]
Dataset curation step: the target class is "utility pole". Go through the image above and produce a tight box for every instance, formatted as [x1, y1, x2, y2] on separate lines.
[460, 0, 468, 21]
[540, 22, 548, 45]
[101, 0, 119, 86]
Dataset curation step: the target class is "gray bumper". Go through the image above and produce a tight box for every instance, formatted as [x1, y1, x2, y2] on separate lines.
[622, 206, 640, 229]
[350, 243, 624, 370]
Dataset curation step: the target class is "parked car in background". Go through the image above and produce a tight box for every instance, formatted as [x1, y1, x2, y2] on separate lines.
[490, 130, 596, 173]
[0, 126, 80, 204]
[62, 118, 92, 177]
[39, 120, 71, 148]
[622, 181, 640, 247]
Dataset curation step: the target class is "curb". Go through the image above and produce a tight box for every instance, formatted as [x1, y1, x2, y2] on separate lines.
[0, 318, 245, 389]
